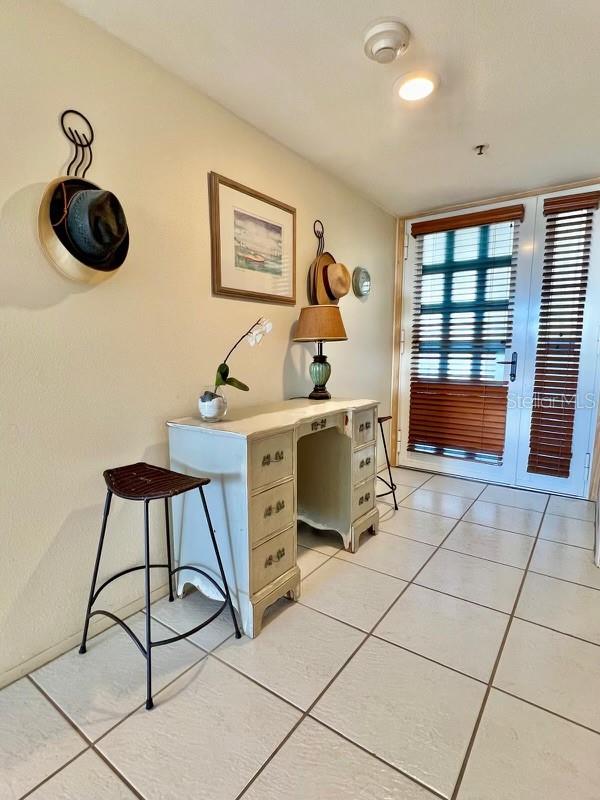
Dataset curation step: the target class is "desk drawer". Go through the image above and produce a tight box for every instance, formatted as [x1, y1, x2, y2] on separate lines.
[353, 444, 376, 484]
[250, 479, 295, 546]
[353, 408, 375, 446]
[251, 525, 296, 594]
[297, 412, 343, 440]
[250, 431, 293, 490]
[352, 478, 375, 521]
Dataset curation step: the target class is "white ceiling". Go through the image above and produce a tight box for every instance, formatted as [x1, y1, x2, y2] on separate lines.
[62, 0, 600, 216]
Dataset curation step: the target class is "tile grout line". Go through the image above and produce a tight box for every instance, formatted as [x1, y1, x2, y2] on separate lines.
[26, 674, 92, 747]
[26, 642, 208, 799]
[232, 483, 484, 800]
[91, 649, 211, 747]
[393, 466, 593, 507]
[493, 686, 600, 737]
[510, 615, 600, 650]
[527, 567, 600, 593]
[88, 748, 146, 800]
[382, 510, 595, 550]
[437, 544, 530, 571]
[17, 744, 91, 800]
[449, 492, 551, 800]
[307, 716, 447, 800]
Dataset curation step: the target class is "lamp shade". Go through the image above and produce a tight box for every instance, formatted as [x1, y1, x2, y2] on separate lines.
[293, 305, 348, 342]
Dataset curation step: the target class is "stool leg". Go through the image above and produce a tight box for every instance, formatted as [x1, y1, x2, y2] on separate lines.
[198, 487, 242, 639]
[380, 420, 398, 511]
[144, 500, 154, 710]
[79, 490, 113, 655]
[164, 498, 174, 602]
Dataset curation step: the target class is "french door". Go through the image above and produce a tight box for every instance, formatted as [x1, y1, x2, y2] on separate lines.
[398, 186, 600, 497]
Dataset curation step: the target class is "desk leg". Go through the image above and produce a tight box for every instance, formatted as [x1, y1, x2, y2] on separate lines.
[249, 567, 301, 637]
[350, 507, 380, 552]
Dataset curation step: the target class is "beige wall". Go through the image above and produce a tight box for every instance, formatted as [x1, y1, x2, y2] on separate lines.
[0, 0, 396, 687]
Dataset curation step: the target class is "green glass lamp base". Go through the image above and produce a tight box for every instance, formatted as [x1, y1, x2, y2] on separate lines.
[308, 355, 331, 400]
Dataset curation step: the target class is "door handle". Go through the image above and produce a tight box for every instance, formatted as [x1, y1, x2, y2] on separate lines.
[497, 351, 518, 382]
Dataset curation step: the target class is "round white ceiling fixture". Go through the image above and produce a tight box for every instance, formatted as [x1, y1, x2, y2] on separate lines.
[363, 19, 410, 64]
[394, 71, 439, 101]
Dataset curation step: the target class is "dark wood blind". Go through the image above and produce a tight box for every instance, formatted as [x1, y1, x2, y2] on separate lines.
[408, 215, 519, 464]
[527, 191, 600, 477]
[409, 382, 509, 457]
[411, 204, 524, 237]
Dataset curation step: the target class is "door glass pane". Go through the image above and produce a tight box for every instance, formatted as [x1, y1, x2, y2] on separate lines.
[422, 231, 447, 265]
[454, 227, 480, 261]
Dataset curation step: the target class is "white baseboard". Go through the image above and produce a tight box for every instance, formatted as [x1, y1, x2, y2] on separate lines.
[0, 583, 170, 691]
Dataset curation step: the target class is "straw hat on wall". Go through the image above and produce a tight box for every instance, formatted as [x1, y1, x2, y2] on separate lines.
[307, 252, 351, 305]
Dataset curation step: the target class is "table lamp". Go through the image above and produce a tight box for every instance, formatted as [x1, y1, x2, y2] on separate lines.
[293, 306, 348, 399]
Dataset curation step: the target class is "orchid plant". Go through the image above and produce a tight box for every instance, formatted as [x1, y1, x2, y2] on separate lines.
[202, 317, 272, 402]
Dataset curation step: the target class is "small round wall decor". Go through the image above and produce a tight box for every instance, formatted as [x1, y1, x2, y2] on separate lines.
[352, 266, 372, 297]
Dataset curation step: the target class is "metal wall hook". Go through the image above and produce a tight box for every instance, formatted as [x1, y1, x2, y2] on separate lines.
[313, 219, 325, 257]
[60, 109, 94, 178]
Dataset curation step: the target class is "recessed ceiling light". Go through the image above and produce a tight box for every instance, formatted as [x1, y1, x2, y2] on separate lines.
[395, 71, 439, 101]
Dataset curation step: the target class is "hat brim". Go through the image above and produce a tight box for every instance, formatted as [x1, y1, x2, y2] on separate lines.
[38, 176, 129, 283]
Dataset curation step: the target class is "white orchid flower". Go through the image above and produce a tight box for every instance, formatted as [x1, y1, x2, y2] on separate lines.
[246, 318, 272, 346]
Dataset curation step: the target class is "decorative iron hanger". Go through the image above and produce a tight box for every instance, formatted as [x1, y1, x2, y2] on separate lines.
[60, 109, 95, 179]
[313, 219, 325, 258]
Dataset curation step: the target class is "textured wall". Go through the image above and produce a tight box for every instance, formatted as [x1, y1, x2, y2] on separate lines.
[0, 0, 396, 686]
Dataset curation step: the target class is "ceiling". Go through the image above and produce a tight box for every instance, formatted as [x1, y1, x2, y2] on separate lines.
[62, 0, 600, 216]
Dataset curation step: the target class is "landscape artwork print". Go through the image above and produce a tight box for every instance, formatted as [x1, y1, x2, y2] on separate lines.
[233, 208, 283, 276]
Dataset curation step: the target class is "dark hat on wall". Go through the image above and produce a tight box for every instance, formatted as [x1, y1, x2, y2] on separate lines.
[38, 177, 129, 283]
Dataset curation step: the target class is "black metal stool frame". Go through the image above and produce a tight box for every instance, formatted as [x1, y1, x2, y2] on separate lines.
[376, 417, 398, 510]
[79, 484, 241, 710]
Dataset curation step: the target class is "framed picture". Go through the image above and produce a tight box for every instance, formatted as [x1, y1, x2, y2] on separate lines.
[209, 172, 296, 305]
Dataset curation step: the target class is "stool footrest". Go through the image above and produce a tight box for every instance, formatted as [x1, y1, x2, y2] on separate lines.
[87, 564, 230, 657]
[152, 600, 228, 646]
[376, 473, 397, 498]
[92, 563, 169, 605]
[88, 609, 147, 657]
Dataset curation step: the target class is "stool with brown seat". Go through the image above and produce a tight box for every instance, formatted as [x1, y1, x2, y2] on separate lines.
[79, 462, 241, 709]
[376, 416, 398, 510]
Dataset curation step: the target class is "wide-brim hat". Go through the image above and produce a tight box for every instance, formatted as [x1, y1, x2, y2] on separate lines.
[38, 176, 129, 283]
[308, 252, 351, 305]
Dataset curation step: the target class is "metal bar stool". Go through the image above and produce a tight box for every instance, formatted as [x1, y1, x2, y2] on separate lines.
[376, 416, 398, 510]
[79, 462, 241, 710]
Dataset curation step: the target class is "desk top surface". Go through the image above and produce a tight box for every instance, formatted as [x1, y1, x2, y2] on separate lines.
[167, 398, 378, 439]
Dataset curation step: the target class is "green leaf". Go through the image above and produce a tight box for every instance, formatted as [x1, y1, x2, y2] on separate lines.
[226, 376, 249, 391]
[215, 362, 229, 387]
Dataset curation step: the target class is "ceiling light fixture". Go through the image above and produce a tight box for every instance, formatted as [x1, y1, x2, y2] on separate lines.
[364, 19, 410, 64]
[395, 71, 439, 101]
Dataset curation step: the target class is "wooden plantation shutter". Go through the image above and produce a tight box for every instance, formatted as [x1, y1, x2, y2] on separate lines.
[527, 191, 600, 478]
[408, 205, 524, 464]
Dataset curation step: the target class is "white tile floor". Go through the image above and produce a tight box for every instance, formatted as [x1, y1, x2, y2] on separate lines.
[2, 469, 600, 799]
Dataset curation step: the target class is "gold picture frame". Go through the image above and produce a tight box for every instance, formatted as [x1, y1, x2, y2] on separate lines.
[209, 172, 296, 305]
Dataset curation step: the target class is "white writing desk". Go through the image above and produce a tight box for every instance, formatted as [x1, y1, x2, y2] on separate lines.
[167, 398, 379, 636]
